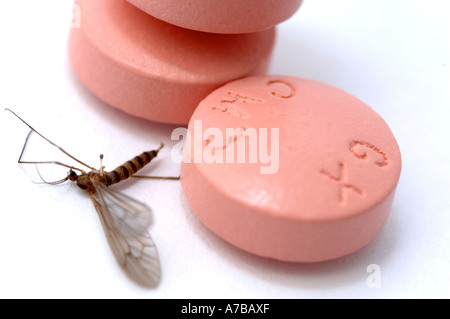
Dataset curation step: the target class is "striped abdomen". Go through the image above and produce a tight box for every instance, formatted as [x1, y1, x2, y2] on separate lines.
[104, 150, 159, 186]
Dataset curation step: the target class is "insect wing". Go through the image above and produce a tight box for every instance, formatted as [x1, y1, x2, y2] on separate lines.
[89, 182, 161, 287]
[94, 182, 153, 236]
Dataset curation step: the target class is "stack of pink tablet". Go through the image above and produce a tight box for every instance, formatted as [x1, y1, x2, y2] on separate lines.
[69, 0, 402, 263]
[69, 0, 301, 124]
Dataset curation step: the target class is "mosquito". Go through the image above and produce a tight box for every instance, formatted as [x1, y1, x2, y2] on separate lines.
[5, 109, 179, 288]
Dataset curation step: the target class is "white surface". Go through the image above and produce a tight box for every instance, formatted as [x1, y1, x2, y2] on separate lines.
[0, 0, 449, 299]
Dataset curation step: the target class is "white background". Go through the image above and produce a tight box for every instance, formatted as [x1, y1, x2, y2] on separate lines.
[0, 0, 449, 299]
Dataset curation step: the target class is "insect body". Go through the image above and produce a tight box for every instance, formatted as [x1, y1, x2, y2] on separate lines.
[6, 109, 177, 287]
[68, 146, 164, 287]
[72, 148, 161, 189]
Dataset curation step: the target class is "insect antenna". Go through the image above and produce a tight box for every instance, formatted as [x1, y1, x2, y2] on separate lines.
[5, 108, 96, 171]
[32, 164, 70, 185]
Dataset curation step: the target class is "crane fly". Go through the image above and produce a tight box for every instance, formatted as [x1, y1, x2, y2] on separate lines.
[6, 109, 179, 288]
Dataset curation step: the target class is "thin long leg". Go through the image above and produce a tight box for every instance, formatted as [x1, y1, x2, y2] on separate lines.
[129, 142, 179, 180]
[18, 130, 85, 173]
[131, 175, 180, 180]
[6, 108, 96, 170]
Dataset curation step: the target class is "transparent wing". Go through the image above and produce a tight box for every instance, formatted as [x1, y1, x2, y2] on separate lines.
[89, 181, 161, 287]
[94, 182, 153, 237]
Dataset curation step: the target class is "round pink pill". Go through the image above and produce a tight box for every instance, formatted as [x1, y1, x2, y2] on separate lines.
[181, 76, 402, 262]
[127, 0, 303, 34]
[69, 0, 275, 125]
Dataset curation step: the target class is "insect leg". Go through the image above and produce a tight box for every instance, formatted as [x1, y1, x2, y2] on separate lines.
[131, 175, 180, 180]
[18, 130, 85, 173]
[129, 142, 180, 180]
[6, 108, 96, 170]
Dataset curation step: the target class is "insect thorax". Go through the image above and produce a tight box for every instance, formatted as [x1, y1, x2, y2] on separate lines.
[76, 171, 106, 192]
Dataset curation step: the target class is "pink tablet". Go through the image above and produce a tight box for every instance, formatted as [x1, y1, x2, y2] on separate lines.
[127, 0, 303, 34]
[69, 0, 275, 125]
[181, 76, 402, 262]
